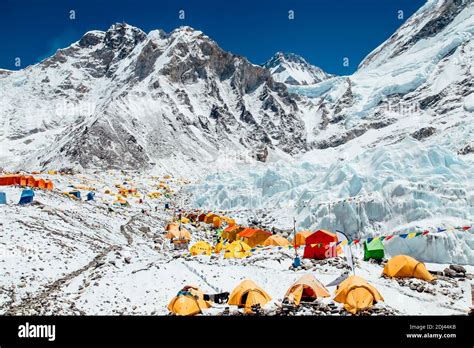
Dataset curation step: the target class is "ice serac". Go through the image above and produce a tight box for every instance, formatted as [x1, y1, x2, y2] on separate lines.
[263, 52, 332, 85]
[0, 23, 307, 171]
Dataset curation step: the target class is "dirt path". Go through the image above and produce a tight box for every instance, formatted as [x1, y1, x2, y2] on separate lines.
[4, 245, 121, 315]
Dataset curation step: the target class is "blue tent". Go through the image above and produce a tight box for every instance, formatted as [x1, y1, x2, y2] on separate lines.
[0, 192, 6, 204]
[86, 191, 95, 201]
[69, 191, 81, 199]
[19, 189, 35, 205]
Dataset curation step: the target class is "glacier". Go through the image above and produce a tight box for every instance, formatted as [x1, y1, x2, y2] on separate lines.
[187, 138, 474, 264]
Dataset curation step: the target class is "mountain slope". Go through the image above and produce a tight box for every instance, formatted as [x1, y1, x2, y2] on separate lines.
[188, 0, 474, 264]
[0, 24, 308, 171]
[289, 0, 473, 155]
[263, 52, 332, 85]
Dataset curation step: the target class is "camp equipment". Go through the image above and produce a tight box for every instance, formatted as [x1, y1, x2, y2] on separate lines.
[69, 191, 81, 199]
[86, 192, 95, 201]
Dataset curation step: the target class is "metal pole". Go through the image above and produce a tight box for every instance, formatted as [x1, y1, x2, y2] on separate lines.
[336, 229, 355, 276]
[293, 217, 297, 258]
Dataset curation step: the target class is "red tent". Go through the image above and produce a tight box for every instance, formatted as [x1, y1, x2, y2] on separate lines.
[303, 230, 338, 259]
[0, 175, 22, 186]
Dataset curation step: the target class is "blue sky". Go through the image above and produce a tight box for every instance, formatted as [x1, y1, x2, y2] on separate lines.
[0, 0, 426, 75]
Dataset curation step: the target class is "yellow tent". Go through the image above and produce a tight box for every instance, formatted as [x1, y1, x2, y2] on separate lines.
[285, 274, 330, 306]
[164, 228, 191, 241]
[212, 216, 222, 229]
[334, 275, 384, 314]
[180, 217, 190, 224]
[167, 286, 211, 316]
[224, 241, 252, 259]
[221, 216, 236, 226]
[189, 241, 212, 256]
[263, 235, 290, 247]
[383, 255, 434, 281]
[293, 231, 313, 247]
[214, 240, 225, 254]
[228, 279, 272, 313]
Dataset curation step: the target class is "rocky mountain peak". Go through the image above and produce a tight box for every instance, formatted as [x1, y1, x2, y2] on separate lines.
[263, 51, 331, 85]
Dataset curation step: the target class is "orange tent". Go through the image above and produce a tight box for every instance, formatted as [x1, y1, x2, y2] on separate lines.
[212, 216, 222, 229]
[45, 180, 54, 190]
[237, 228, 271, 248]
[383, 255, 435, 281]
[228, 279, 271, 313]
[198, 213, 207, 222]
[0, 175, 22, 186]
[165, 223, 180, 231]
[164, 228, 191, 241]
[204, 213, 218, 224]
[24, 176, 36, 187]
[35, 179, 46, 189]
[334, 275, 384, 314]
[293, 231, 313, 247]
[285, 274, 330, 306]
[222, 225, 244, 242]
[263, 235, 290, 247]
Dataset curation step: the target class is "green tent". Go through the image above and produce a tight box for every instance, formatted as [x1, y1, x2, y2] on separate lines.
[363, 238, 385, 260]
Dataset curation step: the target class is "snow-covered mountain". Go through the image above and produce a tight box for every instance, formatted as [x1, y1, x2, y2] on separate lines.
[263, 52, 332, 85]
[0, 24, 309, 171]
[188, 0, 474, 264]
[290, 0, 473, 152]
